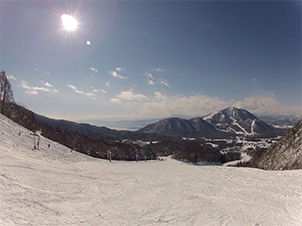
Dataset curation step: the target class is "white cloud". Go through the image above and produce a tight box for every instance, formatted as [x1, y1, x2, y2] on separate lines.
[111, 90, 148, 104]
[159, 78, 170, 87]
[143, 72, 155, 85]
[41, 81, 52, 87]
[19, 80, 59, 96]
[67, 84, 76, 90]
[91, 88, 106, 94]
[8, 75, 16, 80]
[110, 91, 229, 119]
[152, 68, 166, 72]
[117, 90, 148, 101]
[139, 93, 227, 118]
[106, 82, 110, 87]
[234, 93, 279, 114]
[142, 71, 170, 87]
[110, 98, 121, 103]
[73, 92, 293, 121]
[67, 84, 96, 100]
[154, 92, 165, 100]
[130, 92, 286, 118]
[109, 70, 127, 79]
[25, 90, 38, 95]
[147, 80, 154, 86]
[19, 81, 59, 95]
[116, 67, 125, 72]
[90, 67, 98, 73]
[19, 81, 30, 89]
[142, 71, 153, 78]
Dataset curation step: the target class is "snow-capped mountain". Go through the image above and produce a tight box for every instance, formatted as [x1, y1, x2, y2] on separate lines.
[252, 120, 302, 170]
[188, 117, 218, 134]
[138, 118, 199, 136]
[137, 117, 228, 138]
[202, 107, 275, 136]
[203, 107, 257, 126]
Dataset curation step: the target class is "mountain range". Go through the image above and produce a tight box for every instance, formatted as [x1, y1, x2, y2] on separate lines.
[34, 107, 289, 141]
[84, 112, 301, 131]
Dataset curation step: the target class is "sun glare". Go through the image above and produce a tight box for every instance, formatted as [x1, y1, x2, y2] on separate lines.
[61, 14, 78, 31]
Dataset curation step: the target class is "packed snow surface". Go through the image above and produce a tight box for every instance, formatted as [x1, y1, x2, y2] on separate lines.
[1, 114, 302, 226]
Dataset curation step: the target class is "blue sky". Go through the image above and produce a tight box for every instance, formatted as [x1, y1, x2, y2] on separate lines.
[1, 1, 301, 124]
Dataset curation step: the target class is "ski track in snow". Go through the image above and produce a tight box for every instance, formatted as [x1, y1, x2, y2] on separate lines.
[251, 120, 256, 135]
[1, 114, 302, 226]
[230, 115, 249, 135]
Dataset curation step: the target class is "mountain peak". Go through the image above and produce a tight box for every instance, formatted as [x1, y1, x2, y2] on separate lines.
[202, 107, 274, 135]
[226, 106, 237, 111]
[220, 107, 258, 122]
[138, 117, 198, 136]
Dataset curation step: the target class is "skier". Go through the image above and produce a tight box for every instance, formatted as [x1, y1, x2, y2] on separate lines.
[48, 144, 50, 148]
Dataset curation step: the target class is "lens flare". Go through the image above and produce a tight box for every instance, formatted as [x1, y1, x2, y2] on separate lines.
[61, 14, 78, 31]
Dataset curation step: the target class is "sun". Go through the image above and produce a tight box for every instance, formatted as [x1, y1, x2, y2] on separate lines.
[61, 14, 78, 31]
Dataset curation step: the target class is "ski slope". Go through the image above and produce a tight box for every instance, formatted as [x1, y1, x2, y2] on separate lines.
[1, 114, 302, 226]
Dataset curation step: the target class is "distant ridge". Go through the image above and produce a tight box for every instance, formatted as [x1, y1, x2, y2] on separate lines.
[35, 114, 120, 140]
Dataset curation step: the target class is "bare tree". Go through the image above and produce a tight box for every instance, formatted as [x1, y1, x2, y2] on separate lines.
[0, 71, 15, 114]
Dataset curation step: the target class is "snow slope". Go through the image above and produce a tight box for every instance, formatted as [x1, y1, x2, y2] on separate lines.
[1, 114, 302, 226]
[253, 120, 302, 170]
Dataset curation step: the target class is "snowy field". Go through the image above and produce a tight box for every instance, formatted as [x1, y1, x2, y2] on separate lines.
[1, 114, 302, 226]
